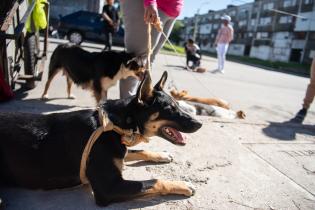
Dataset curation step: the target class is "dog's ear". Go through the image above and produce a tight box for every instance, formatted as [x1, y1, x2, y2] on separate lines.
[126, 54, 147, 68]
[136, 70, 153, 104]
[154, 71, 168, 91]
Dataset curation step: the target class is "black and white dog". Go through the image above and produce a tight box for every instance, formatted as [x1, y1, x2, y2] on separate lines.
[41, 44, 146, 103]
[1, 71, 202, 207]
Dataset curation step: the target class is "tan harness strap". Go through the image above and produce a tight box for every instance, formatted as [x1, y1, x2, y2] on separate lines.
[146, 20, 162, 72]
[147, 23, 152, 72]
[79, 109, 148, 185]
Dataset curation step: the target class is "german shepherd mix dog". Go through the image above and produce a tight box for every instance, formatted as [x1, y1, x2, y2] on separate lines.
[41, 44, 146, 103]
[0, 71, 202, 207]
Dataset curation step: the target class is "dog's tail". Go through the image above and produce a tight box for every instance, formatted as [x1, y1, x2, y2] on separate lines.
[48, 44, 65, 78]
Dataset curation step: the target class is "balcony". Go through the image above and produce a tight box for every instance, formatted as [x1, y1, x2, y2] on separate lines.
[260, 10, 274, 17]
[253, 39, 271, 46]
[235, 37, 253, 45]
[305, 40, 315, 49]
[274, 24, 295, 32]
[257, 25, 273, 32]
[277, 5, 299, 14]
[301, 3, 314, 12]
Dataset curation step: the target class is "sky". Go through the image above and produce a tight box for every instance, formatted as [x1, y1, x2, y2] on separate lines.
[178, 0, 254, 19]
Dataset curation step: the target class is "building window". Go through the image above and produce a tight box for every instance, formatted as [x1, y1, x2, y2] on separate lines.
[259, 17, 272, 25]
[239, 20, 247, 27]
[229, 10, 236, 16]
[283, 0, 297, 7]
[213, 24, 219, 29]
[263, 3, 274, 10]
[304, 0, 313, 4]
[279, 16, 293, 24]
[214, 14, 220, 19]
[293, 32, 306, 39]
[251, 19, 256, 27]
[257, 32, 269, 39]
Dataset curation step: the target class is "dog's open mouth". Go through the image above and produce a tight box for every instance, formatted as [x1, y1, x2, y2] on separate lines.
[161, 126, 187, 145]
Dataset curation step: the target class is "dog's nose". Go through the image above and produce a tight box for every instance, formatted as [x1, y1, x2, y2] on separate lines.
[194, 120, 202, 130]
[182, 118, 202, 133]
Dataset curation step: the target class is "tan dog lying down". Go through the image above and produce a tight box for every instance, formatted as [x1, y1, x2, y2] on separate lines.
[170, 90, 246, 119]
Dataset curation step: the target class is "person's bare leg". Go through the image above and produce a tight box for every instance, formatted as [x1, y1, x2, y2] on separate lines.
[291, 57, 315, 123]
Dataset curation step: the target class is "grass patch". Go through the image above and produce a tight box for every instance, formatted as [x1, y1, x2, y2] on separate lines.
[162, 43, 185, 55]
[161, 43, 311, 76]
[203, 51, 311, 76]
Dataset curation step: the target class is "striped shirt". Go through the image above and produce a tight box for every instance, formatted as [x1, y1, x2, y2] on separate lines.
[215, 25, 234, 44]
[144, 0, 183, 18]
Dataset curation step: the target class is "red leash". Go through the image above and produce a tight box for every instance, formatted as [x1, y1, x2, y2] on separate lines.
[0, 66, 14, 102]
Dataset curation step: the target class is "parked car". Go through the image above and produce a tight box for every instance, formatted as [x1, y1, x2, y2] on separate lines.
[56, 10, 124, 46]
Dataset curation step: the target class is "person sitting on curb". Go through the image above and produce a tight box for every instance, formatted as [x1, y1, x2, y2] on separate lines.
[185, 39, 201, 70]
[291, 56, 315, 123]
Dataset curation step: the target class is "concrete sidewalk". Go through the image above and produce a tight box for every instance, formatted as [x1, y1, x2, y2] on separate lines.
[0, 40, 314, 210]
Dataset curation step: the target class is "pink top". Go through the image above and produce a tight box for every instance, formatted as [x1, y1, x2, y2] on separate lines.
[215, 25, 234, 44]
[144, 0, 183, 18]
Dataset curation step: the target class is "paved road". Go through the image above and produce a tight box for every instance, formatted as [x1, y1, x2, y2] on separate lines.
[0, 40, 314, 210]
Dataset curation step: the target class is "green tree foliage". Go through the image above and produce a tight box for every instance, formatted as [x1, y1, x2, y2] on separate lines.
[169, 20, 184, 45]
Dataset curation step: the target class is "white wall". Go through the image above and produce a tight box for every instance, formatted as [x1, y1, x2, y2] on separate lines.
[200, 43, 212, 52]
[199, 24, 212, 34]
[272, 48, 291, 62]
[228, 44, 245, 56]
[292, 40, 306, 49]
[271, 32, 292, 62]
[250, 46, 272, 60]
[295, 11, 315, 31]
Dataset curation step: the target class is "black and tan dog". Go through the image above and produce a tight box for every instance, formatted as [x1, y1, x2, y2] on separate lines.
[0, 71, 202, 207]
[41, 44, 146, 103]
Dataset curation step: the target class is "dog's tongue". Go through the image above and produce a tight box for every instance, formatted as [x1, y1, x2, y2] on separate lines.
[168, 127, 187, 145]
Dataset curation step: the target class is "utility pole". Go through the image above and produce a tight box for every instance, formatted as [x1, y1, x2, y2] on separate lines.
[298, 0, 308, 63]
[193, 9, 200, 41]
[193, 1, 210, 41]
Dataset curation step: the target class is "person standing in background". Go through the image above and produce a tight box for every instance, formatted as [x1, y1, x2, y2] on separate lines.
[213, 15, 233, 74]
[291, 57, 315, 123]
[101, 0, 119, 51]
[119, 0, 183, 99]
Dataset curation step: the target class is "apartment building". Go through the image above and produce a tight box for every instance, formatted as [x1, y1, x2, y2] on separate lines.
[182, 0, 315, 63]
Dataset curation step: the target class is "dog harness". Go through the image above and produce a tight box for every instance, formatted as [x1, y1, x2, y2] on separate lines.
[79, 109, 148, 185]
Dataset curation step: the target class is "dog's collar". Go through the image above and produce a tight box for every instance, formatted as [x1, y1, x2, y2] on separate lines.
[80, 109, 148, 185]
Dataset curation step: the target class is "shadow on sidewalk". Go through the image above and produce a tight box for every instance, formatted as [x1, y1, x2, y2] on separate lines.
[0, 85, 78, 114]
[262, 121, 315, 141]
[0, 187, 187, 210]
[0, 98, 76, 114]
[164, 64, 185, 70]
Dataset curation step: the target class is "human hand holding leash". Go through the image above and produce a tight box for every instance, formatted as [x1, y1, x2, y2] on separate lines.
[144, 4, 163, 32]
[144, 4, 159, 24]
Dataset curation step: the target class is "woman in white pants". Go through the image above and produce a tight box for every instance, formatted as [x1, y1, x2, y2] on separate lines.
[119, 0, 183, 99]
[214, 15, 234, 73]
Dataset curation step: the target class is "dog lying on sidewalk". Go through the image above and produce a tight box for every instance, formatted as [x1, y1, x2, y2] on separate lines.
[41, 44, 146, 103]
[170, 90, 246, 119]
[0, 71, 202, 207]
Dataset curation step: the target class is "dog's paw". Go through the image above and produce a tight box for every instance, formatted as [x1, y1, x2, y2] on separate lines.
[41, 94, 49, 100]
[68, 94, 76, 99]
[155, 152, 173, 163]
[183, 181, 196, 196]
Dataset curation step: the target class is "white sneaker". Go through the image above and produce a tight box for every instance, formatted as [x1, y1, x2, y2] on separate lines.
[211, 69, 221, 74]
[219, 69, 225, 74]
